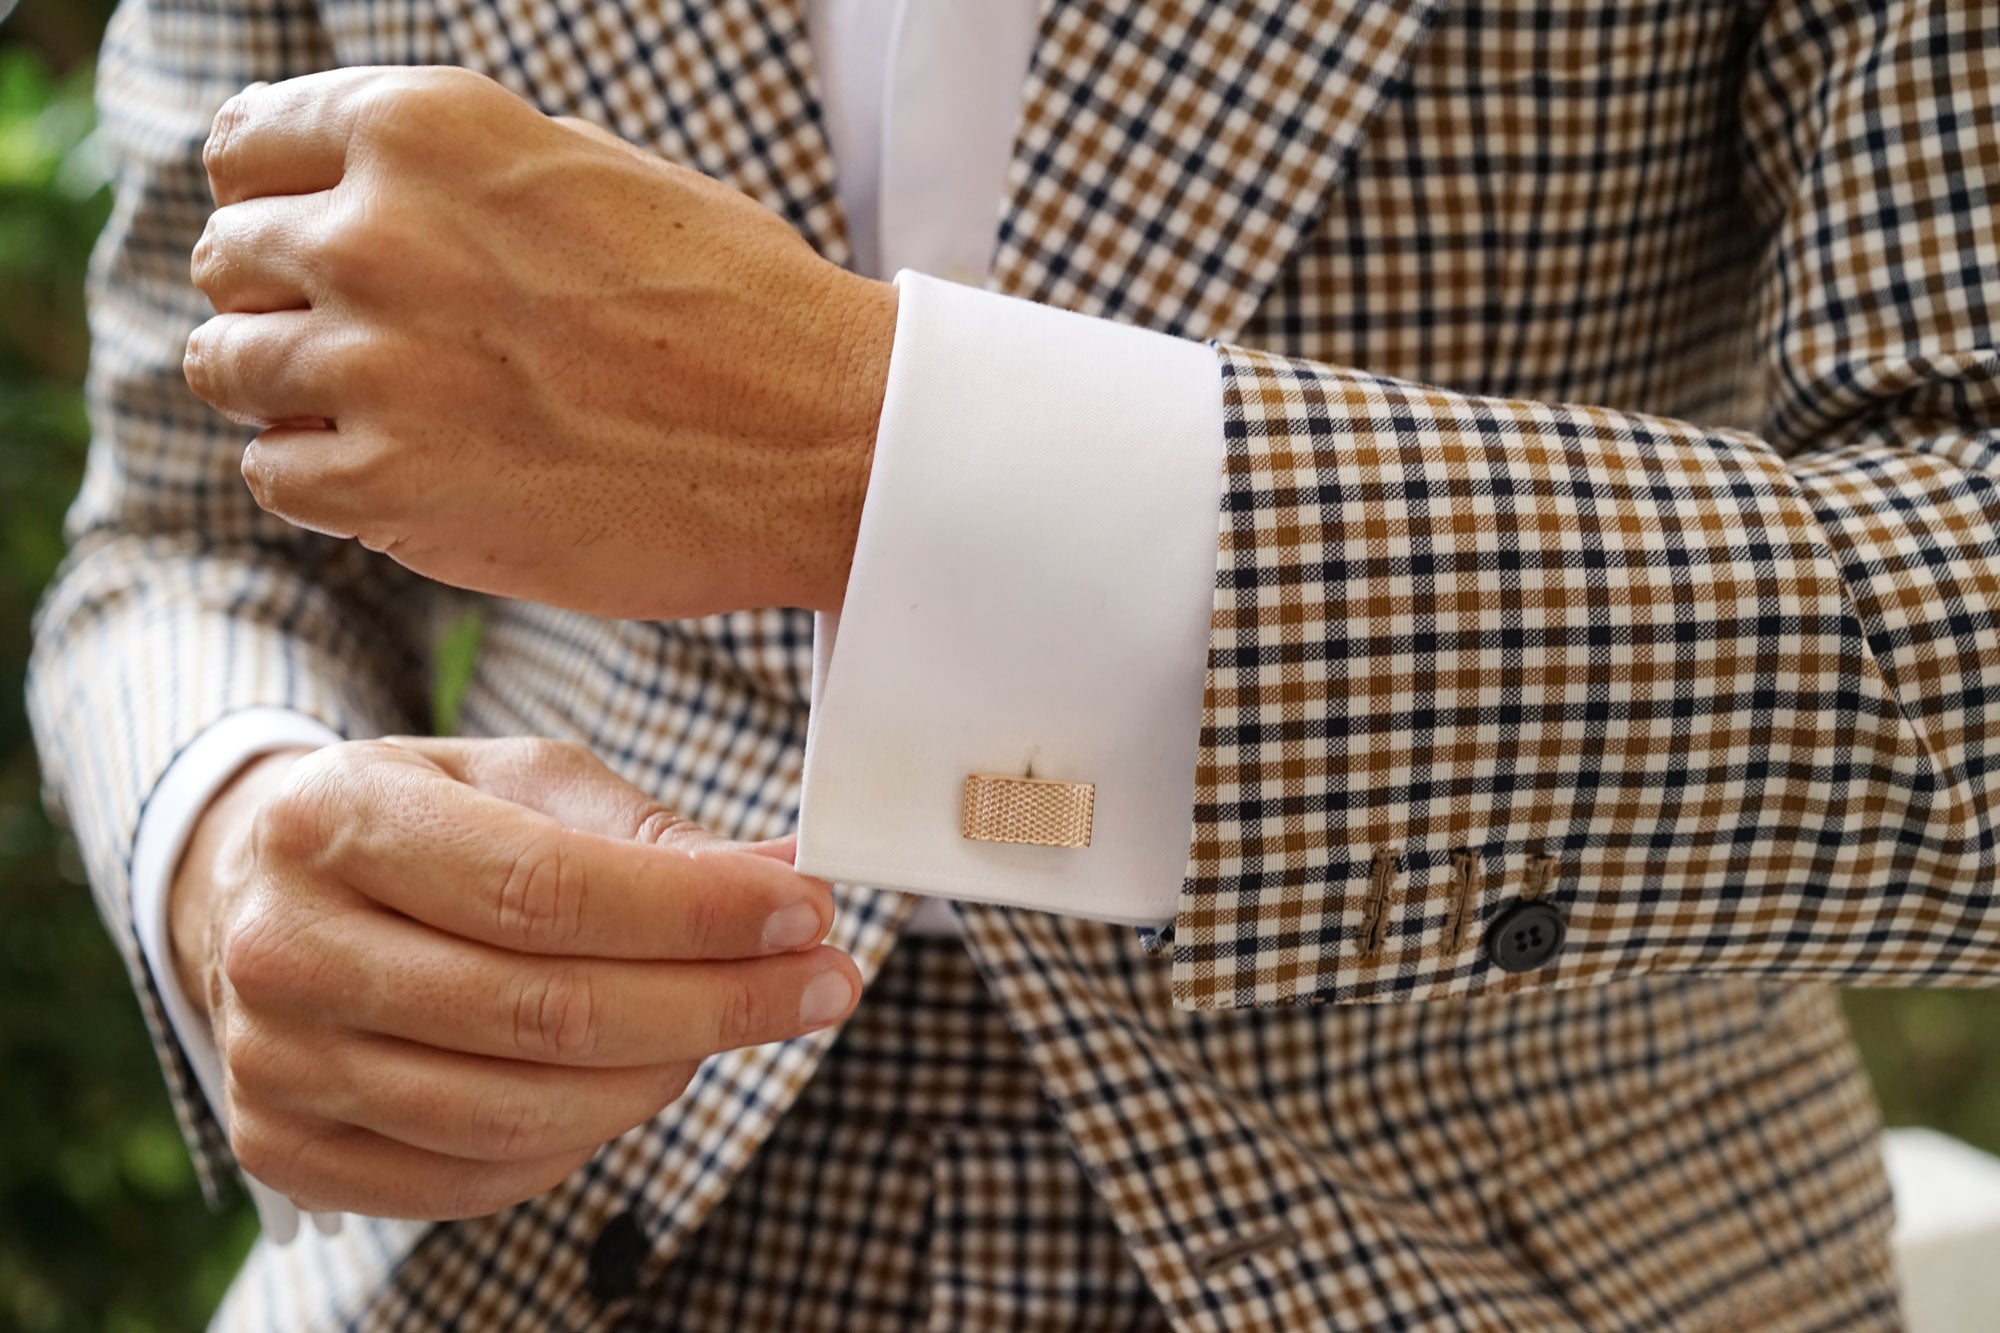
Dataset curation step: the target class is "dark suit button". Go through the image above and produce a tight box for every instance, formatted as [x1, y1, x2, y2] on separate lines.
[1484, 899, 1566, 972]
[586, 1210, 649, 1304]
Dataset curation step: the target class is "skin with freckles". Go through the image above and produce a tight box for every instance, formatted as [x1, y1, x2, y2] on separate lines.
[183, 65, 898, 620]
[170, 737, 862, 1221]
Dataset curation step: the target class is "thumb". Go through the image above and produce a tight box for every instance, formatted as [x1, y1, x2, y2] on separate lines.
[740, 834, 799, 865]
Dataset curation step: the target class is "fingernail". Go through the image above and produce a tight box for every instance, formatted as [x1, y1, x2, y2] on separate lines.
[798, 969, 854, 1027]
[762, 902, 823, 952]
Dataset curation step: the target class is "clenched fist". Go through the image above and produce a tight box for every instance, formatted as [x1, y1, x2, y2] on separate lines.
[170, 736, 860, 1220]
[183, 66, 896, 619]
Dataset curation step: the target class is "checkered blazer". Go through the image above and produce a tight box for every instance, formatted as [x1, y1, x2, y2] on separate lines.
[29, 0, 1996, 1326]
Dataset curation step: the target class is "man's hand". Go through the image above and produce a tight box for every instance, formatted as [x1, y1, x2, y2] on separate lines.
[183, 67, 896, 619]
[169, 736, 860, 1221]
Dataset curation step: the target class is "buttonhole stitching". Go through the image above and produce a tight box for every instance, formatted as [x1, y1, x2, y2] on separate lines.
[1522, 853, 1558, 902]
[1358, 848, 1398, 959]
[1444, 849, 1479, 952]
[1190, 1222, 1304, 1279]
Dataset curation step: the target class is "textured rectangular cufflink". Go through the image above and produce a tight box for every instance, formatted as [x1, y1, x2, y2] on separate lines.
[961, 775, 1095, 848]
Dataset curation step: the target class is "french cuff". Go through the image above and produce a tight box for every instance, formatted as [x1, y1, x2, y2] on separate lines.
[796, 271, 1224, 926]
[131, 708, 344, 1242]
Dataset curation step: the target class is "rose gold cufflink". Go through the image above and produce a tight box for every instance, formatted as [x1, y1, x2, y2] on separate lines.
[960, 775, 1095, 848]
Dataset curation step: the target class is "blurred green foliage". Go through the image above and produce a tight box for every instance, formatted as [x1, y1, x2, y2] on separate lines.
[0, 12, 264, 1333]
[0, 2, 1995, 1329]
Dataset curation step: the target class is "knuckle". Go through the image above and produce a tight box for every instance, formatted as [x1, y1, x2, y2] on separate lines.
[680, 891, 722, 959]
[220, 1069, 255, 1128]
[318, 208, 390, 292]
[304, 740, 402, 818]
[550, 737, 597, 768]
[510, 966, 601, 1062]
[329, 736, 399, 772]
[182, 323, 221, 398]
[222, 1022, 285, 1099]
[352, 70, 516, 169]
[536, 1150, 597, 1199]
[430, 1178, 490, 1222]
[340, 423, 405, 483]
[448, 1158, 566, 1221]
[472, 1087, 556, 1160]
[202, 96, 247, 181]
[397, 66, 489, 113]
[520, 736, 592, 774]
[311, 338, 379, 429]
[249, 777, 332, 868]
[379, 74, 448, 119]
[239, 440, 282, 512]
[227, 1115, 276, 1181]
[496, 828, 586, 952]
[319, 327, 369, 394]
[231, 1114, 310, 1195]
[633, 805, 695, 848]
[440, 65, 494, 92]
[354, 525, 416, 560]
[353, 72, 471, 149]
[352, 524, 396, 556]
[190, 209, 257, 302]
[349, 81, 415, 141]
[219, 911, 296, 1008]
[712, 974, 767, 1050]
[189, 223, 223, 293]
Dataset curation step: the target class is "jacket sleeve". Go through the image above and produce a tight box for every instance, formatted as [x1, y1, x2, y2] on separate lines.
[26, 0, 436, 1195]
[1171, 0, 2000, 1009]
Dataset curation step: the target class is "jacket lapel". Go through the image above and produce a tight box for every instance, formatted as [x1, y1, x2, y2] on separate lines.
[432, 0, 850, 265]
[436, 0, 1447, 343]
[400, 0, 1444, 1321]
[992, 0, 1446, 342]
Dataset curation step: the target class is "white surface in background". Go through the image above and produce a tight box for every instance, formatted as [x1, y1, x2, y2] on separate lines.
[1885, 1127, 2000, 1333]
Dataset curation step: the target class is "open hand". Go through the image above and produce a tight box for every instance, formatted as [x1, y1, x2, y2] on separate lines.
[184, 67, 895, 619]
[170, 736, 859, 1220]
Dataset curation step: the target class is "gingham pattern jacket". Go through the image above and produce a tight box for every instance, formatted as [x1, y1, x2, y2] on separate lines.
[28, 0, 1995, 1327]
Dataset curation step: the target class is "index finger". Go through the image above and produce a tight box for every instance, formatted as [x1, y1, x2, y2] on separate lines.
[296, 746, 835, 961]
[203, 68, 387, 206]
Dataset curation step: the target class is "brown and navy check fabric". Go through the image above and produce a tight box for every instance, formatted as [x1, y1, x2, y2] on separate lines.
[207, 938, 1171, 1331]
[1174, 0, 2000, 1010]
[958, 905, 1898, 1332]
[637, 938, 1168, 1333]
[27, 0, 1994, 1326]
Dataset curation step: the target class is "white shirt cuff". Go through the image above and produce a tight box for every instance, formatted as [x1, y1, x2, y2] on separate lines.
[797, 271, 1225, 926]
[131, 708, 344, 1242]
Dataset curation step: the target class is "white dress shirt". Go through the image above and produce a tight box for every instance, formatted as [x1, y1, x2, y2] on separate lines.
[131, 0, 1223, 1235]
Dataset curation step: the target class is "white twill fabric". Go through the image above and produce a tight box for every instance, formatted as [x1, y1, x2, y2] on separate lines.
[29, 0, 2000, 1327]
[798, 272, 1221, 927]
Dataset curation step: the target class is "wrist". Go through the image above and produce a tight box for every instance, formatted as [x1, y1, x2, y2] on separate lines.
[798, 271, 895, 613]
[167, 747, 311, 1021]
